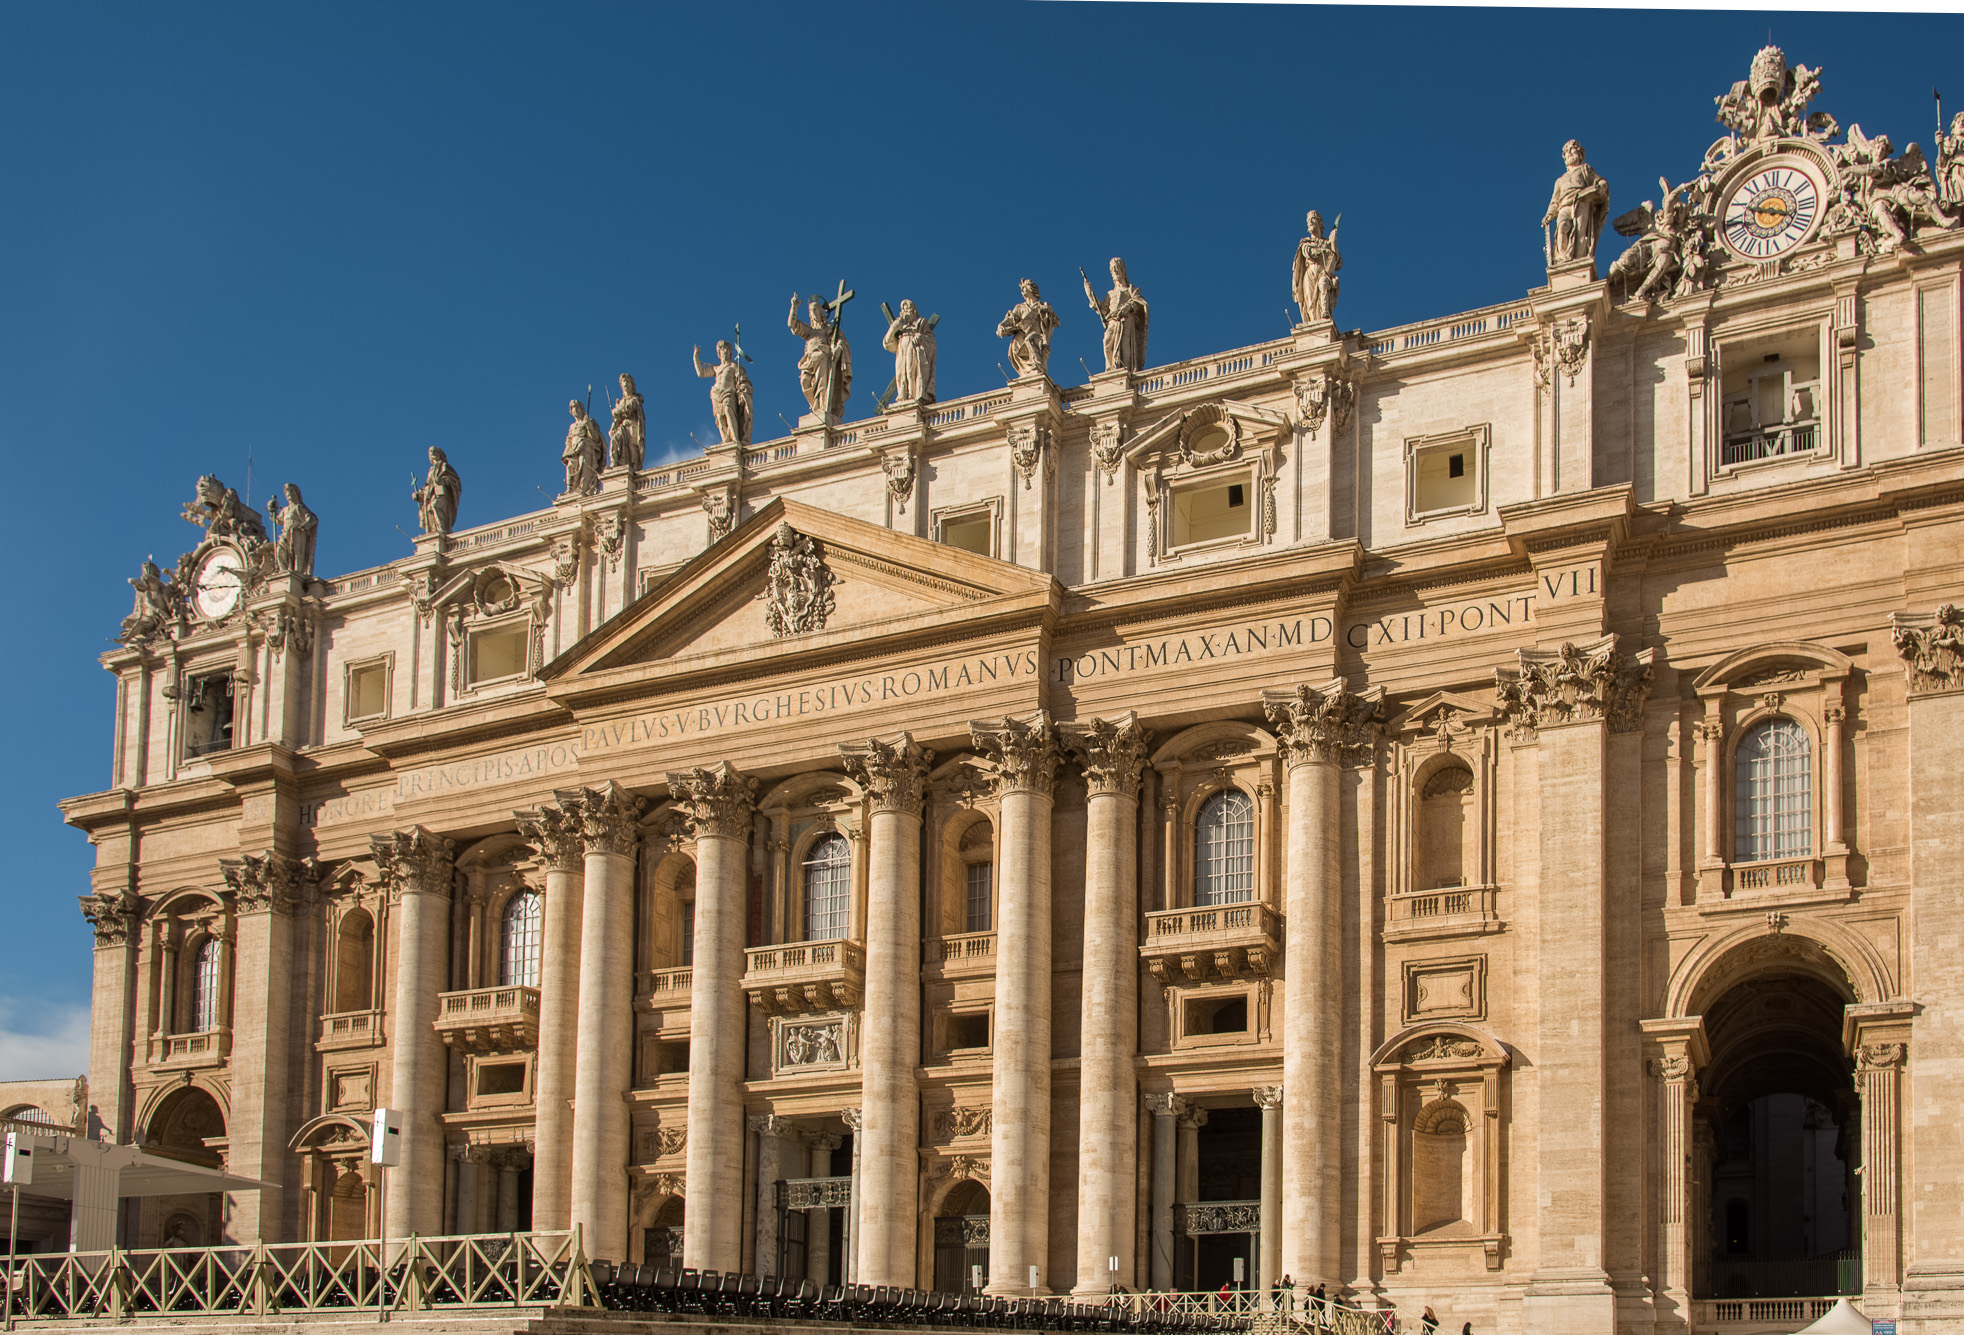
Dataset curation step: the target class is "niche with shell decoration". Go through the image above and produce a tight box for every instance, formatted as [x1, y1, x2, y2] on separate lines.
[1387, 691, 1502, 942]
[1371, 1024, 1510, 1274]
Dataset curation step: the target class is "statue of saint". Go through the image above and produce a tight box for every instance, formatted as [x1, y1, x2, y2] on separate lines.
[1083, 257, 1149, 373]
[1292, 211, 1342, 324]
[609, 373, 646, 470]
[996, 278, 1058, 379]
[882, 299, 937, 404]
[788, 293, 852, 419]
[1938, 111, 1964, 207]
[265, 483, 318, 576]
[414, 446, 462, 536]
[562, 400, 605, 495]
[120, 558, 176, 642]
[694, 340, 755, 446]
[1543, 140, 1611, 266]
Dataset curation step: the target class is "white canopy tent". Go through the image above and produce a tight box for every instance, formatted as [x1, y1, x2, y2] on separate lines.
[1793, 1297, 1873, 1335]
[7, 1134, 269, 1252]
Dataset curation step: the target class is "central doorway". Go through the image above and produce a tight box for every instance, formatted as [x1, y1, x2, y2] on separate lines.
[932, 1181, 990, 1293]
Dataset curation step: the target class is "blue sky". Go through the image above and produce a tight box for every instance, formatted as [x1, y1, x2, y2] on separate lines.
[2, 3, 1958, 1079]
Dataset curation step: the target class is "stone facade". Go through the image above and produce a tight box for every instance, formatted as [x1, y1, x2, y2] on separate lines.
[59, 49, 1964, 1335]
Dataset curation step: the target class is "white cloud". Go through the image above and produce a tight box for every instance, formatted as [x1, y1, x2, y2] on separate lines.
[0, 997, 91, 1083]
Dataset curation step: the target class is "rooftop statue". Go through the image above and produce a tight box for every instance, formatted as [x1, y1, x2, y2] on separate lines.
[609, 373, 645, 470]
[1609, 178, 1703, 305]
[265, 483, 318, 577]
[413, 446, 462, 537]
[1292, 212, 1341, 325]
[694, 339, 754, 446]
[1938, 111, 1964, 206]
[119, 557, 180, 644]
[562, 400, 605, 496]
[882, 299, 937, 406]
[1714, 46, 1837, 145]
[789, 289, 853, 421]
[996, 278, 1058, 380]
[1834, 125, 1961, 254]
[1543, 140, 1611, 267]
[1083, 257, 1149, 373]
[181, 474, 268, 544]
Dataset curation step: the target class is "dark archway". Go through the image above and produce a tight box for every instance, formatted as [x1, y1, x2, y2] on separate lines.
[933, 1180, 990, 1293]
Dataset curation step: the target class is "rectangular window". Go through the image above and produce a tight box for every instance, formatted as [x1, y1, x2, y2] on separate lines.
[346, 660, 389, 723]
[182, 672, 236, 758]
[680, 899, 695, 967]
[1405, 426, 1490, 522]
[963, 862, 993, 934]
[476, 1062, 526, 1097]
[948, 1011, 990, 1051]
[941, 513, 993, 557]
[1719, 331, 1824, 467]
[1170, 475, 1253, 546]
[469, 624, 529, 685]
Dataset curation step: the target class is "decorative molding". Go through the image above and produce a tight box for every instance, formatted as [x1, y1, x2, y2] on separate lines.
[79, 891, 138, 947]
[881, 449, 915, 513]
[1856, 1041, 1906, 1072]
[220, 851, 311, 917]
[1252, 1085, 1284, 1110]
[1060, 712, 1152, 797]
[1092, 422, 1124, 482]
[1293, 371, 1354, 436]
[763, 523, 837, 638]
[969, 711, 1061, 797]
[1261, 678, 1386, 766]
[1493, 635, 1654, 736]
[513, 800, 585, 872]
[840, 733, 934, 813]
[933, 1106, 993, 1141]
[665, 763, 758, 841]
[556, 781, 647, 858]
[369, 826, 456, 901]
[1008, 423, 1052, 490]
[1891, 604, 1964, 696]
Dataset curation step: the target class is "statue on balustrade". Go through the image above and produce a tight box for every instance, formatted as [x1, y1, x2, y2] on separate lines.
[609, 372, 646, 470]
[1292, 211, 1341, 324]
[1543, 140, 1610, 266]
[694, 340, 754, 446]
[119, 557, 178, 643]
[1938, 111, 1964, 206]
[413, 446, 463, 536]
[997, 278, 1058, 380]
[788, 291, 853, 420]
[266, 482, 318, 576]
[882, 299, 937, 405]
[1083, 257, 1148, 373]
[562, 400, 605, 495]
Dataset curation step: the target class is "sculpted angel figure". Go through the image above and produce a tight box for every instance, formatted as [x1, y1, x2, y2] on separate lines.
[883, 299, 937, 404]
[1838, 125, 1960, 252]
[1292, 211, 1342, 324]
[788, 293, 852, 419]
[1543, 140, 1611, 265]
[265, 483, 318, 576]
[1608, 179, 1697, 304]
[120, 558, 176, 642]
[694, 340, 754, 446]
[562, 400, 605, 495]
[1083, 256, 1149, 373]
[413, 446, 462, 536]
[608, 373, 646, 470]
[996, 278, 1058, 379]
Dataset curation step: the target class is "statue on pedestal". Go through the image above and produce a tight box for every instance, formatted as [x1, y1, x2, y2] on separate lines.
[882, 299, 937, 405]
[414, 447, 462, 536]
[1937, 111, 1964, 206]
[1543, 140, 1610, 266]
[609, 373, 646, 470]
[119, 558, 178, 643]
[266, 483, 318, 576]
[1293, 211, 1342, 324]
[694, 340, 754, 446]
[1083, 257, 1148, 373]
[788, 291, 853, 420]
[996, 278, 1058, 379]
[563, 400, 605, 495]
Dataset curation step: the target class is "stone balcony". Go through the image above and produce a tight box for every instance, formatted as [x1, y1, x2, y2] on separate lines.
[434, 985, 540, 1053]
[1140, 903, 1281, 983]
[743, 939, 864, 1014]
[922, 930, 997, 981]
[1382, 884, 1502, 943]
[146, 1027, 229, 1071]
[637, 965, 693, 1003]
[317, 1008, 384, 1051]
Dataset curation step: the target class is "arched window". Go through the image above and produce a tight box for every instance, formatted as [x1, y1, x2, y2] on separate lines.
[1193, 789, 1254, 906]
[1735, 719, 1811, 862]
[189, 937, 221, 1033]
[1412, 1099, 1471, 1232]
[803, 834, 851, 941]
[500, 890, 542, 987]
[1417, 764, 1475, 890]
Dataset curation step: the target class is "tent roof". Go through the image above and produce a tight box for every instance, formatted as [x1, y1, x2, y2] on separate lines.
[1794, 1297, 1872, 1335]
[12, 1137, 270, 1201]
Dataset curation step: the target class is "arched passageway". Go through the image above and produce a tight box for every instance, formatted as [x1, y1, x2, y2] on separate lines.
[933, 1180, 991, 1293]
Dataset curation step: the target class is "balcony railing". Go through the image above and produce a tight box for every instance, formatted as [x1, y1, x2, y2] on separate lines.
[1382, 884, 1501, 942]
[638, 966, 693, 1000]
[743, 939, 865, 1014]
[434, 985, 540, 1052]
[317, 1008, 383, 1050]
[1701, 1297, 1845, 1326]
[1733, 857, 1819, 893]
[924, 930, 998, 979]
[147, 1027, 229, 1069]
[1140, 903, 1281, 982]
[775, 1175, 853, 1210]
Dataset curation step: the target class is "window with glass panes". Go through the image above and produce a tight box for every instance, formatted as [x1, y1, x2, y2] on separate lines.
[190, 938, 221, 1032]
[500, 890, 542, 987]
[1735, 718, 1812, 861]
[964, 860, 993, 933]
[1193, 789, 1255, 906]
[803, 834, 851, 941]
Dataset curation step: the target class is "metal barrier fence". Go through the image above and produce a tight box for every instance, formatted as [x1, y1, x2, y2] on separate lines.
[3, 1230, 589, 1322]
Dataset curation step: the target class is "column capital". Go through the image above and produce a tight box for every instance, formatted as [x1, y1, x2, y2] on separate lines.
[514, 800, 585, 871]
[1060, 712, 1152, 797]
[806, 1132, 844, 1152]
[1493, 634, 1655, 736]
[841, 1107, 864, 1131]
[1891, 603, 1964, 696]
[78, 891, 138, 947]
[666, 762, 758, 840]
[370, 825, 456, 900]
[1252, 1085, 1285, 1110]
[969, 710, 1060, 796]
[553, 780, 647, 858]
[1855, 1041, 1907, 1073]
[1145, 1091, 1191, 1119]
[749, 1114, 798, 1138]
[1261, 678, 1385, 766]
[221, 851, 312, 917]
[840, 733, 934, 812]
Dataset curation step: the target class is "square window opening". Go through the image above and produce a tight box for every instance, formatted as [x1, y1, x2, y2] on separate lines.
[476, 1062, 526, 1097]
[1185, 994, 1249, 1036]
[1171, 476, 1253, 547]
[1720, 328, 1823, 467]
[469, 625, 529, 685]
[948, 1011, 990, 1051]
[654, 1040, 690, 1076]
[941, 514, 993, 557]
[348, 662, 388, 721]
[1414, 447, 1479, 515]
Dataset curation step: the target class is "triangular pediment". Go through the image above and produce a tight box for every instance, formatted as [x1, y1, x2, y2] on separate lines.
[543, 498, 1055, 684]
[1395, 690, 1499, 736]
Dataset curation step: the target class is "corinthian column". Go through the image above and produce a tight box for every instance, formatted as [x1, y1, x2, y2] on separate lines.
[668, 762, 758, 1272]
[1061, 713, 1150, 1296]
[1261, 680, 1381, 1287]
[1254, 1085, 1284, 1293]
[219, 852, 309, 1242]
[515, 799, 588, 1232]
[971, 712, 1059, 1295]
[842, 734, 933, 1286]
[565, 782, 646, 1262]
[374, 826, 456, 1239]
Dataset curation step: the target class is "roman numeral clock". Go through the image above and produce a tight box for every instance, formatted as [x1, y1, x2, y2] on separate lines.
[1718, 156, 1824, 260]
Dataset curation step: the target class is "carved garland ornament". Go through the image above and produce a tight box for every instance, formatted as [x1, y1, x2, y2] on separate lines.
[763, 523, 837, 638]
[1261, 678, 1386, 766]
[1092, 423, 1124, 482]
[1891, 604, 1964, 696]
[1060, 712, 1151, 797]
[1493, 636, 1654, 736]
[881, 450, 915, 513]
[969, 711, 1061, 797]
[665, 762, 759, 841]
[934, 1106, 993, 1141]
[840, 733, 934, 813]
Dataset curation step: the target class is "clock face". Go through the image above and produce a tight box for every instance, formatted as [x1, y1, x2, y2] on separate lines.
[194, 547, 246, 619]
[1720, 164, 1823, 259]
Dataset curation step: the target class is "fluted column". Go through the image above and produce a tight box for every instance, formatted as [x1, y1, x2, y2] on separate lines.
[670, 762, 758, 1272]
[1147, 1093, 1181, 1292]
[219, 853, 309, 1242]
[1062, 714, 1149, 1295]
[1262, 681, 1380, 1287]
[971, 712, 1059, 1294]
[374, 826, 456, 1238]
[1254, 1085, 1284, 1293]
[516, 801, 586, 1231]
[842, 734, 933, 1286]
[1857, 1041, 1907, 1301]
[1637, 1018, 1706, 1335]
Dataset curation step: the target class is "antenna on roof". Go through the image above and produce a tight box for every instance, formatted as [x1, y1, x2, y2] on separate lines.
[779, 414, 795, 433]
[998, 362, 1014, 386]
[244, 439, 253, 517]
[1079, 358, 1092, 380]
[689, 432, 704, 450]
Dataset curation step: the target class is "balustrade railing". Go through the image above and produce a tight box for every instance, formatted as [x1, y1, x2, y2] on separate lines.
[317, 1009, 381, 1049]
[639, 966, 693, 998]
[743, 938, 865, 1013]
[434, 986, 541, 1051]
[1383, 884, 1500, 939]
[775, 1175, 853, 1210]
[1364, 302, 1536, 358]
[929, 931, 998, 964]
[1732, 858, 1818, 893]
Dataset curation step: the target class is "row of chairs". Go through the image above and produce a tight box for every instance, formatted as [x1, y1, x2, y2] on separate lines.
[591, 1265, 1237, 1330]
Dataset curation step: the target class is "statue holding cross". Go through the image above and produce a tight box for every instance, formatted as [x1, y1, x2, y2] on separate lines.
[788, 282, 855, 422]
